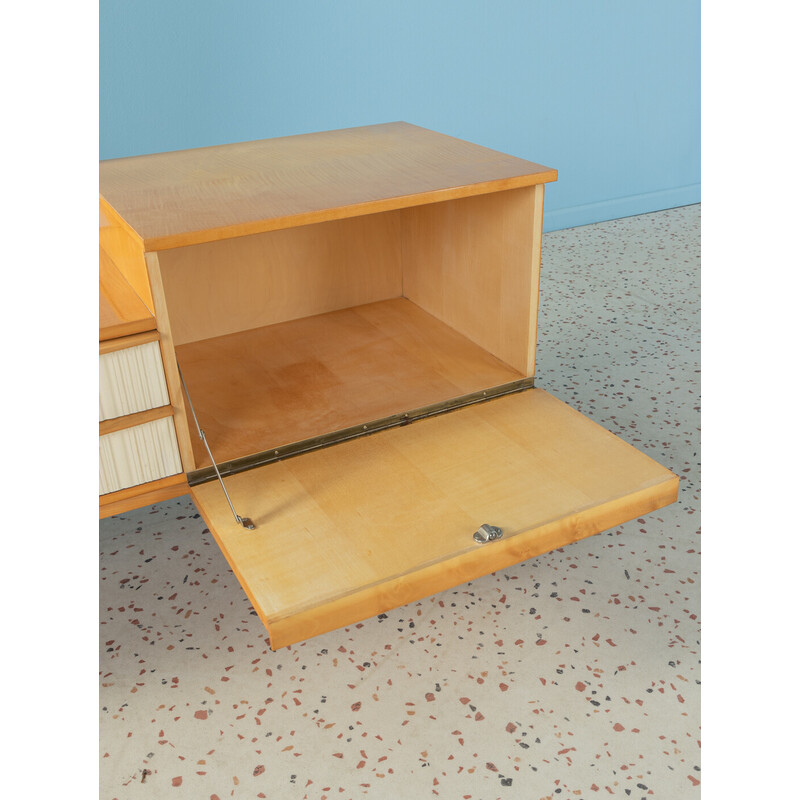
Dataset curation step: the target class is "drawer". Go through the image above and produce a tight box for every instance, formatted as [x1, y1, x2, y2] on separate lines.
[100, 338, 170, 421]
[99, 416, 182, 495]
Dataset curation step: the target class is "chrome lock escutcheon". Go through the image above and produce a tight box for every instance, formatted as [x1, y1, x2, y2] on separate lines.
[473, 523, 503, 544]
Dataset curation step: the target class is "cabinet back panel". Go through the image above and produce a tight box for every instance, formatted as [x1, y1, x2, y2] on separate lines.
[157, 212, 404, 346]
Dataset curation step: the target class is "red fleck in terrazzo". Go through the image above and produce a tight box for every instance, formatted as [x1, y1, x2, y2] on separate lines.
[100, 206, 700, 798]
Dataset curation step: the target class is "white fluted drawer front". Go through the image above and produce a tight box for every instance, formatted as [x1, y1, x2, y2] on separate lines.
[100, 340, 170, 421]
[99, 416, 182, 495]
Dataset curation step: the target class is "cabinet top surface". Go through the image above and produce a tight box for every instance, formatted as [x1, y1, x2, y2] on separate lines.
[99, 122, 557, 250]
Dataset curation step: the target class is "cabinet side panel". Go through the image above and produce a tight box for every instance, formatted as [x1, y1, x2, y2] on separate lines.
[401, 187, 538, 376]
[527, 183, 545, 376]
[157, 212, 404, 346]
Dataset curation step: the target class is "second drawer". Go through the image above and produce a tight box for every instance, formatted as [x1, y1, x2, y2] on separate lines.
[100, 415, 183, 495]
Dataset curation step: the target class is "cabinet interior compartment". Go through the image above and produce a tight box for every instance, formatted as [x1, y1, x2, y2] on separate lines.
[156, 186, 544, 474]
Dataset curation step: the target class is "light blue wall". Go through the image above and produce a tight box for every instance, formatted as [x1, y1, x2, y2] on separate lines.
[100, 0, 699, 231]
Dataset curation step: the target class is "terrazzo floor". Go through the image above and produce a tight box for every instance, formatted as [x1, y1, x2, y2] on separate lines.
[99, 204, 701, 799]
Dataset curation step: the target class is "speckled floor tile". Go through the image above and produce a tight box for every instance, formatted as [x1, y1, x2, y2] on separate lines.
[100, 204, 700, 799]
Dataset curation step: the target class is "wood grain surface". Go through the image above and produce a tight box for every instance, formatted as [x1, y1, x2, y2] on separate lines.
[99, 122, 557, 250]
[99, 248, 155, 341]
[145, 252, 197, 472]
[99, 329, 160, 356]
[99, 203, 153, 310]
[99, 405, 174, 436]
[192, 389, 678, 649]
[402, 186, 542, 375]
[156, 186, 543, 375]
[99, 473, 189, 518]
[157, 210, 404, 346]
[175, 297, 523, 468]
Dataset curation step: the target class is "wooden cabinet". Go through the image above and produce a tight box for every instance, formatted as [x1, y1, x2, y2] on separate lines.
[99, 122, 678, 648]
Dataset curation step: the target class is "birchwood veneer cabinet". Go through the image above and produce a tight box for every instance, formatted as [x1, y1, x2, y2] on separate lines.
[99, 122, 678, 649]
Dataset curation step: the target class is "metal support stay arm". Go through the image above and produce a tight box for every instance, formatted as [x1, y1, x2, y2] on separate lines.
[177, 363, 255, 530]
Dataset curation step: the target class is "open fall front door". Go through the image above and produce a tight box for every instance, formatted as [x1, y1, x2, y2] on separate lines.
[191, 389, 678, 650]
